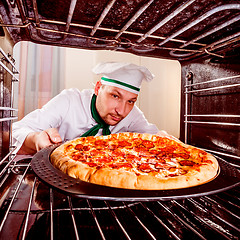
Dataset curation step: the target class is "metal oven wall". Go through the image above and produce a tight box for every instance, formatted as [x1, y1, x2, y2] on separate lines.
[0, 29, 17, 165]
[180, 60, 240, 165]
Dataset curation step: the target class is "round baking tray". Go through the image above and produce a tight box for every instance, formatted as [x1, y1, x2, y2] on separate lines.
[31, 144, 240, 202]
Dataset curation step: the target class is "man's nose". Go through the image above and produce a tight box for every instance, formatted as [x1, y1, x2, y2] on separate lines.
[115, 101, 126, 116]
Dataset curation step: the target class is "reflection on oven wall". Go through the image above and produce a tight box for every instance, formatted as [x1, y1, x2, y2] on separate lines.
[13, 41, 181, 138]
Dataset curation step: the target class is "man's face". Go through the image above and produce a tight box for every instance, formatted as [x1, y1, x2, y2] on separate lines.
[95, 82, 138, 126]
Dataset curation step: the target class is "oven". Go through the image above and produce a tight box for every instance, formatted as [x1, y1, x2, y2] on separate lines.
[0, 0, 239, 239]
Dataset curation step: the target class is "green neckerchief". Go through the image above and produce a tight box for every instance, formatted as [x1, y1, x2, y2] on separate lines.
[81, 94, 111, 137]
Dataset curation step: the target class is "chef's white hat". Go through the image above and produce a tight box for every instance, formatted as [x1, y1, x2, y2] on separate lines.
[92, 62, 154, 94]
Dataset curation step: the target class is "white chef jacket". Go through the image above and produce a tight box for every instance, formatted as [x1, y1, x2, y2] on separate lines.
[12, 88, 159, 149]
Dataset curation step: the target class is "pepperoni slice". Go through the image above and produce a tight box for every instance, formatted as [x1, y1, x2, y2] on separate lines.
[96, 156, 113, 163]
[132, 138, 142, 146]
[118, 140, 132, 148]
[167, 173, 179, 177]
[83, 145, 90, 151]
[75, 144, 84, 151]
[95, 139, 107, 146]
[179, 160, 195, 166]
[109, 162, 132, 169]
[149, 149, 160, 155]
[141, 140, 155, 149]
[108, 144, 118, 150]
[147, 158, 158, 164]
[133, 146, 146, 152]
[90, 149, 101, 156]
[155, 157, 167, 163]
[125, 154, 140, 162]
[138, 163, 153, 173]
[155, 163, 171, 170]
[86, 162, 98, 167]
[173, 152, 190, 158]
[71, 152, 85, 160]
[65, 144, 74, 151]
[111, 150, 125, 157]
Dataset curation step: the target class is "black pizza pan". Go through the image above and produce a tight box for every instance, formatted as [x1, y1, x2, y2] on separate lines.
[31, 144, 240, 202]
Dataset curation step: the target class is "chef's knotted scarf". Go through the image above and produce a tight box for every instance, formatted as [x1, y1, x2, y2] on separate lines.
[81, 94, 111, 137]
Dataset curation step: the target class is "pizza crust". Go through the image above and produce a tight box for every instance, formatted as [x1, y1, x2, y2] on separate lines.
[50, 133, 219, 190]
[89, 168, 138, 189]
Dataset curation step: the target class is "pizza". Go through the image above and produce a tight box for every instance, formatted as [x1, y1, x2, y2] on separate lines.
[50, 132, 219, 190]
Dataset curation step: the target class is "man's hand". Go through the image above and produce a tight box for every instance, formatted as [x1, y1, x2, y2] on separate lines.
[34, 128, 62, 151]
[18, 128, 62, 155]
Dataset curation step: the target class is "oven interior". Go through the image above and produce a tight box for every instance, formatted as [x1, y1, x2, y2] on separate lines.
[0, 0, 240, 239]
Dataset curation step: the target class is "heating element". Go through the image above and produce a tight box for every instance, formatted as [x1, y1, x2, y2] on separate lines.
[0, 0, 240, 62]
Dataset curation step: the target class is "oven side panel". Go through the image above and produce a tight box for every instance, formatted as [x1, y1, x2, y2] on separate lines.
[0, 24, 16, 162]
[180, 60, 240, 165]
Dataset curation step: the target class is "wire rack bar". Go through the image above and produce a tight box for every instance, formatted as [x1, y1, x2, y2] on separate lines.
[124, 202, 158, 240]
[137, 0, 196, 43]
[188, 198, 240, 233]
[87, 200, 106, 240]
[185, 114, 240, 118]
[158, 4, 240, 47]
[172, 200, 233, 240]
[200, 148, 240, 162]
[50, 188, 54, 240]
[0, 107, 18, 111]
[185, 83, 240, 94]
[185, 75, 240, 87]
[91, 0, 116, 36]
[0, 147, 16, 166]
[0, 47, 19, 73]
[115, 0, 154, 39]
[0, 60, 19, 81]
[0, 162, 31, 232]
[22, 177, 37, 240]
[202, 196, 240, 221]
[0, 147, 17, 179]
[0, 116, 18, 122]
[141, 202, 181, 240]
[208, 194, 240, 210]
[157, 201, 207, 240]
[184, 120, 240, 127]
[105, 201, 131, 240]
[67, 196, 80, 240]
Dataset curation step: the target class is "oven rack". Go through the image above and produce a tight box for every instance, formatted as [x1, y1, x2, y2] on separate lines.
[0, 48, 19, 81]
[184, 73, 240, 164]
[0, 159, 239, 240]
[0, 48, 19, 180]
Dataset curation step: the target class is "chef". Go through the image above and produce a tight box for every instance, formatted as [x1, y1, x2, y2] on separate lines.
[13, 62, 168, 155]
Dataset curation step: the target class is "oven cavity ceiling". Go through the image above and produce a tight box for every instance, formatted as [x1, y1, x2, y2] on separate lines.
[0, 0, 240, 62]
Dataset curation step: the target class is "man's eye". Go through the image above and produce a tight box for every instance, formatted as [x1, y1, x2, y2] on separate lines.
[128, 100, 135, 104]
[112, 94, 119, 98]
